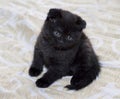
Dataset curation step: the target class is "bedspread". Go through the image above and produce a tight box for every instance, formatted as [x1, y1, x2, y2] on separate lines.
[0, 0, 120, 99]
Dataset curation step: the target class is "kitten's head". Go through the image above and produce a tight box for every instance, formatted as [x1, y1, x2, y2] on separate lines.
[42, 8, 86, 50]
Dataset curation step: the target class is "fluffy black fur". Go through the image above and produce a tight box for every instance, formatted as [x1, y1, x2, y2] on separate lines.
[29, 8, 101, 90]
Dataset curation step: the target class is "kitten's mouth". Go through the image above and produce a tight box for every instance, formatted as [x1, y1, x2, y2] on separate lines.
[54, 44, 75, 51]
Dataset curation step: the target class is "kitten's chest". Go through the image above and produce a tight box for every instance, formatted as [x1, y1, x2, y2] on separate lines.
[42, 46, 76, 65]
[40, 38, 78, 65]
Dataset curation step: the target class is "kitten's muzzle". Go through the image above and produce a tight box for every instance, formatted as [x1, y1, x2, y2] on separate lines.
[59, 40, 64, 43]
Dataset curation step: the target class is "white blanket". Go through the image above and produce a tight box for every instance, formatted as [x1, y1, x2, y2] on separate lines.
[0, 0, 120, 99]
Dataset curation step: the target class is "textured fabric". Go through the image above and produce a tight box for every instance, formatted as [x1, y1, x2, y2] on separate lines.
[0, 0, 120, 99]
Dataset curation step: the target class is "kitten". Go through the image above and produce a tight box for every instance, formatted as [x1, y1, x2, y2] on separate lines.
[29, 8, 101, 90]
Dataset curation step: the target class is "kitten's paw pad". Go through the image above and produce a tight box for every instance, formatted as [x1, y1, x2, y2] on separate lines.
[36, 78, 50, 88]
[29, 67, 42, 77]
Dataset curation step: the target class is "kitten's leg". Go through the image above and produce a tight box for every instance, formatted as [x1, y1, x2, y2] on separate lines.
[65, 41, 100, 90]
[36, 68, 64, 88]
[29, 48, 44, 77]
[65, 65, 100, 90]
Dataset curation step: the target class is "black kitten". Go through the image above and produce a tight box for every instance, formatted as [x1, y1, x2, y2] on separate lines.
[29, 8, 101, 90]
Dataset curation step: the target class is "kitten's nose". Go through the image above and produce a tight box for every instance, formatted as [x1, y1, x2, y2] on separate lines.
[59, 40, 64, 43]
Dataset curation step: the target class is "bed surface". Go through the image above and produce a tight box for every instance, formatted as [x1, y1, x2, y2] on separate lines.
[0, 0, 120, 99]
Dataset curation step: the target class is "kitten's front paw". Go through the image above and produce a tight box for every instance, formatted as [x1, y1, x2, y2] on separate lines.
[36, 78, 50, 88]
[65, 85, 79, 90]
[29, 67, 42, 77]
[65, 85, 75, 90]
[65, 76, 82, 90]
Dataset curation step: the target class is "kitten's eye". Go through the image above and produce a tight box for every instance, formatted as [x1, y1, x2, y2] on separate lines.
[67, 35, 73, 41]
[53, 31, 61, 37]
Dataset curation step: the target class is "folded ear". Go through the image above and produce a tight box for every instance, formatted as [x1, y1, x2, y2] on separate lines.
[76, 17, 86, 30]
[46, 8, 62, 22]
